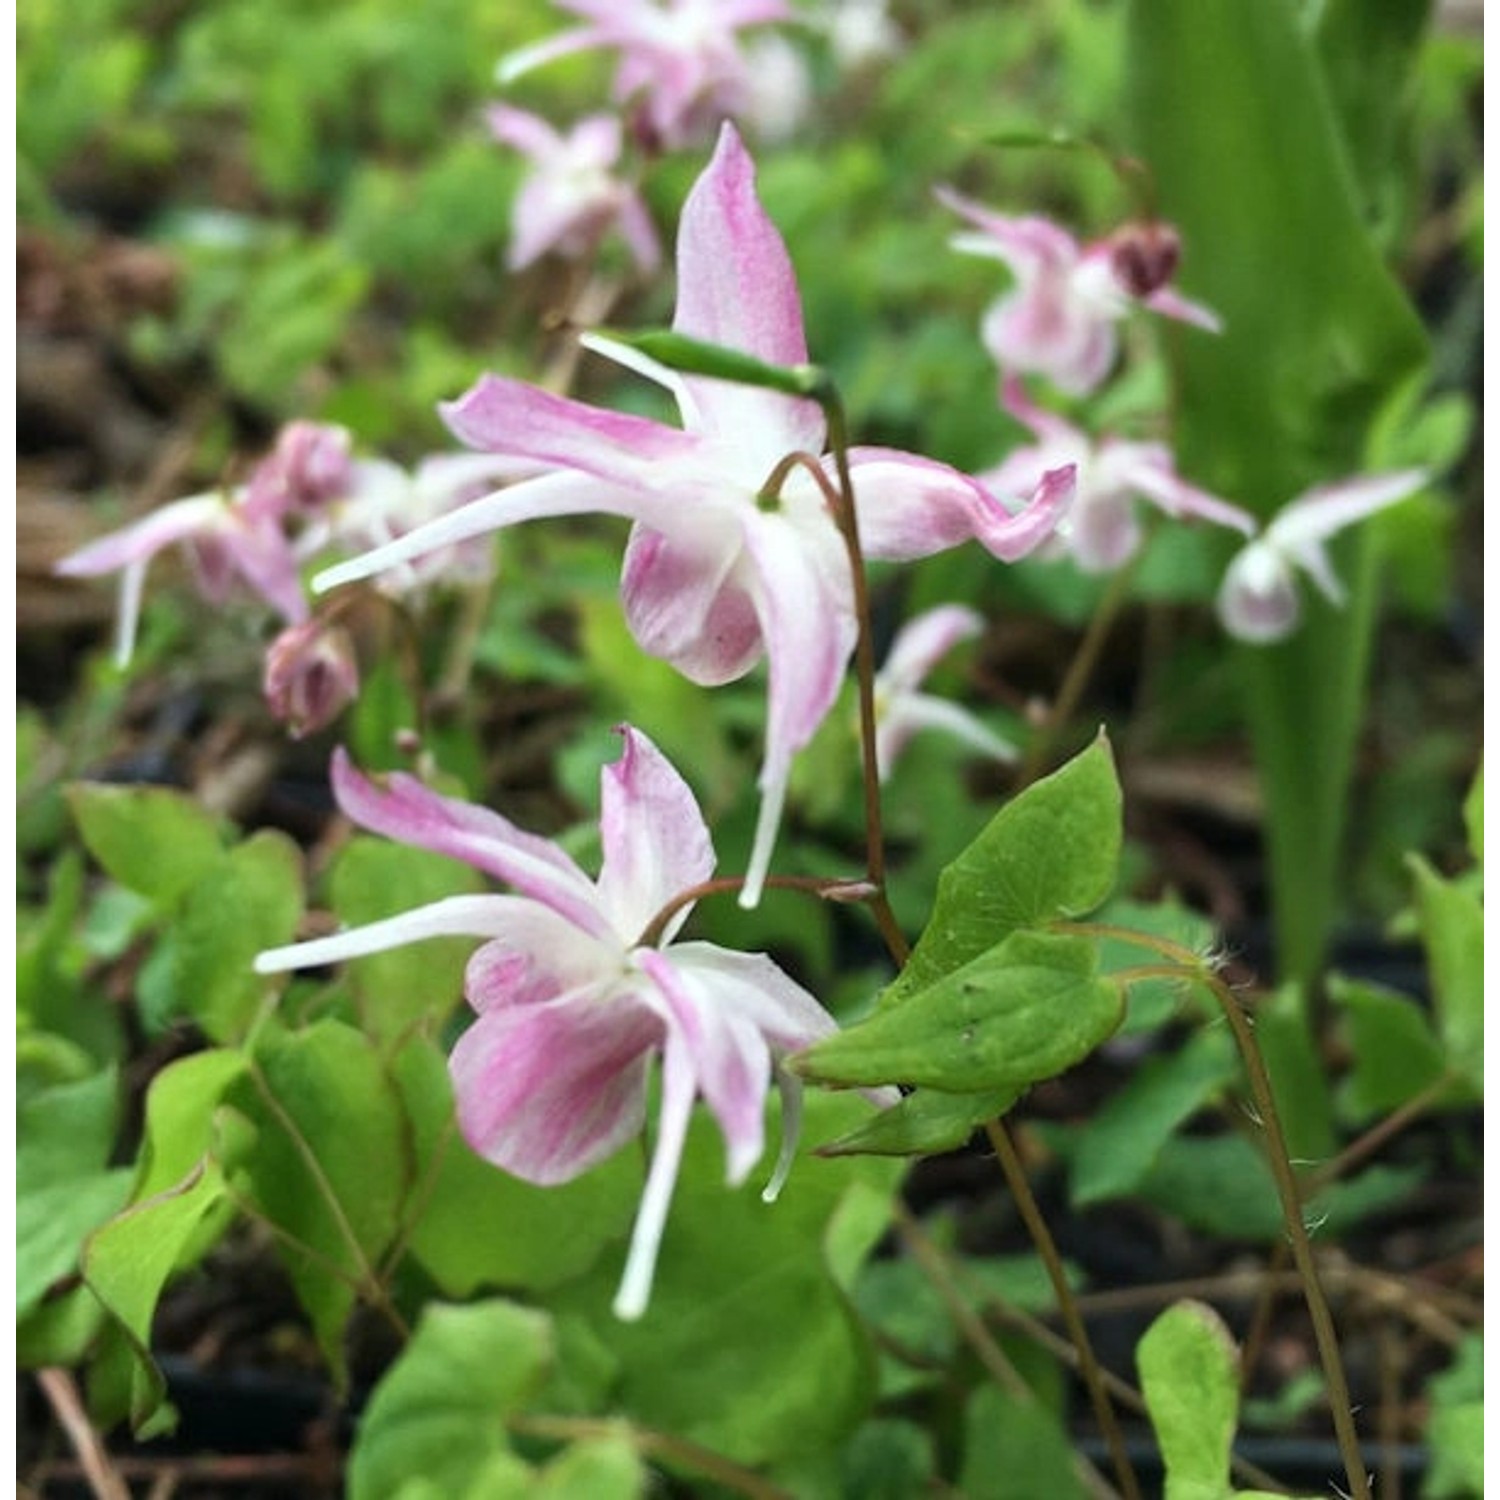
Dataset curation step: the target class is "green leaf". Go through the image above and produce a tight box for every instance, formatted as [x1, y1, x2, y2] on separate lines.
[83, 1161, 230, 1436]
[226, 1020, 407, 1384]
[17, 1069, 131, 1317]
[67, 783, 225, 907]
[1462, 764, 1482, 869]
[133, 1049, 249, 1203]
[816, 1085, 1017, 1159]
[348, 1300, 554, 1500]
[1070, 1027, 1238, 1206]
[1330, 976, 1450, 1121]
[328, 837, 484, 1044]
[547, 1092, 902, 1467]
[1423, 1334, 1483, 1500]
[592, 327, 830, 401]
[959, 1385, 1086, 1500]
[884, 735, 1121, 1008]
[1137, 1301, 1239, 1500]
[392, 1037, 638, 1297]
[1407, 854, 1483, 1086]
[795, 930, 1121, 1093]
[532, 1433, 645, 1498]
[173, 831, 304, 1042]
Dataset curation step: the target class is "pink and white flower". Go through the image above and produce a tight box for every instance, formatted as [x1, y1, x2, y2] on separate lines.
[1216, 471, 1428, 644]
[310, 125, 1072, 906]
[255, 726, 846, 1320]
[263, 617, 360, 739]
[873, 606, 1017, 779]
[487, 105, 660, 273]
[497, 0, 794, 151]
[937, 189, 1221, 396]
[981, 378, 1254, 572]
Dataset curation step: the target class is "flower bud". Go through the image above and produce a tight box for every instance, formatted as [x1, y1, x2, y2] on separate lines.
[248, 422, 355, 519]
[1107, 220, 1182, 299]
[263, 618, 360, 738]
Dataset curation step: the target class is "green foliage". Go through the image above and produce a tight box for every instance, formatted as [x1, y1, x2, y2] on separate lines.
[1136, 1300, 1239, 1500]
[67, 784, 227, 908]
[1422, 1334, 1483, 1499]
[959, 1384, 1085, 1500]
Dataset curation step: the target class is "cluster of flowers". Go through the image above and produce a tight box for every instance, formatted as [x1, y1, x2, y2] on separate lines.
[54, 1, 1426, 1319]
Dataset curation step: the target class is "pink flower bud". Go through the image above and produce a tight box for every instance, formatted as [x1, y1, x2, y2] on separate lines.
[263, 618, 360, 738]
[247, 422, 355, 520]
[1107, 220, 1182, 299]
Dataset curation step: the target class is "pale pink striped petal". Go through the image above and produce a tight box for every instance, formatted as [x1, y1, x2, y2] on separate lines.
[848, 450, 1074, 563]
[329, 749, 611, 938]
[663, 942, 838, 1053]
[672, 124, 824, 458]
[935, 190, 1078, 273]
[597, 727, 717, 944]
[1142, 285, 1223, 332]
[54, 494, 225, 578]
[877, 604, 984, 694]
[877, 693, 1018, 780]
[450, 986, 662, 1185]
[464, 908, 618, 1013]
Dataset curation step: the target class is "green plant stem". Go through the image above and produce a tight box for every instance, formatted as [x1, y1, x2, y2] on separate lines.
[891, 1201, 1123, 1500]
[1016, 561, 1138, 791]
[1057, 924, 1372, 1498]
[509, 1414, 794, 1500]
[982, 1118, 1141, 1500]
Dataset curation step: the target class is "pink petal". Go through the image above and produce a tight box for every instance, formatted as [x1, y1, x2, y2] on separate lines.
[999, 374, 1080, 447]
[663, 941, 838, 1054]
[877, 604, 984, 694]
[619, 519, 763, 685]
[983, 283, 1117, 396]
[1216, 541, 1302, 643]
[877, 693, 1018, 780]
[254, 893, 545, 974]
[1142, 285, 1223, 333]
[53, 494, 225, 578]
[464, 907, 618, 1013]
[1271, 470, 1428, 552]
[636, 949, 771, 1185]
[329, 749, 613, 939]
[671, 124, 824, 458]
[450, 986, 662, 1184]
[485, 103, 562, 158]
[848, 450, 1074, 563]
[1067, 488, 1144, 572]
[1108, 444, 1256, 536]
[738, 507, 858, 906]
[596, 726, 717, 944]
[935, 189, 1079, 274]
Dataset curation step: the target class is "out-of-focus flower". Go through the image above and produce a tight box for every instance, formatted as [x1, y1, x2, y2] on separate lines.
[54, 483, 311, 668]
[262, 617, 360, 739]
[310, 125, 1073, 906]
[981, 377, 1254, 572]
[487, 105, 660, 272]
[246, 421, 356, 518]
[815, 0, 903, 70]
[256, 726, 848, 1320]
[1216, 471, 1428, 644]
[937, 189, 1221, 396]
[873, 605, 1016, 779]
[497, 0, 795, 151]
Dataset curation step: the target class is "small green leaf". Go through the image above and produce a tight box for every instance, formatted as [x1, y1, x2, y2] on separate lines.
[226, 1020, 407, 1384]
[83, 1161, 230, 1436]
[173, 831, 304, 1042]
[67, 784, 225, 907]
[133, 1049, 249, 1203]
[592, 327, 830, 401]
[533, 1432, 645, 1498]
[17, 1069, 131, 1317]
[796, 930, 1121, 1093]
[347, 1300, 555, 1500]
[885, 735, 1121, 1008]
[1329, 976, 1450, 1121]
[1462, 765, 1482, 869]
[1408, 854, 1483, 1086]
[1137, 1301, 1239, 1500]
[816, 1085, 1017, 1158]
[1070, 1028, 1237, 1206]
[959, 1385, 1086, 1500]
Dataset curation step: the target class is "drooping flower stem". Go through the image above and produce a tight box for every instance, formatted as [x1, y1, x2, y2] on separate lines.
[1056, 924, 1372, 1500]
[634, 873, 877, 952]
[982, 1118, 1142, 1500]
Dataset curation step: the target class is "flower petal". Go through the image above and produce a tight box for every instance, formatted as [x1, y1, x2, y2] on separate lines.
[329, 749, 612, 938]
[450, 985, 662, 1185]
[738, 507, 858, 906]
[596, 726, 717, 944]
[848, 450, 1074, 563]
[877, 692, 1018, 780]
[619, 519, 763, 686]
[636, 949, 771, 1185]
[254, 893, 540, 974]
[1142, 285, 1223, 333]
[935, 190, 1079, 274]
[877, 604, 984, 695]
[1216, 540, 1302, 643]
[671, 123, 824, 458]
[664, 941, 839, 1053]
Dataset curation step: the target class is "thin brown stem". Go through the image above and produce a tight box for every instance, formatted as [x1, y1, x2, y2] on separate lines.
[983, 1118, 1141, 1500]
[635, 873, 874, 951]
[36, 1369, 131, 1500]
[1307, 1071, 1456, 1193]
[510, 1414, 794, 1500]
[891, 1201, 1122, 1500]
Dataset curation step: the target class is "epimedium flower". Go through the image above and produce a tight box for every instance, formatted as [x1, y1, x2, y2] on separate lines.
[497, 0, 795, 152]
[487, 105, 661, 273]
[980, 377, 1254, 573]
[308, 124, 1074, 906]
[1216, 470, 1428, 644]
[873, 606, 1017, 780]
[262, 617, 360, 739]
[936, 189, 1221, 397]
[254, 725, 847, 1320]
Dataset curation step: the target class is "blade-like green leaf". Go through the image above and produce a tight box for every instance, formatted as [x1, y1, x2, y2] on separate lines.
[816, 1085, 1017, 1159]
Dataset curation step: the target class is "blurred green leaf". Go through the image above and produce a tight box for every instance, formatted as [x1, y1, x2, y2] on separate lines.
[67, 783, 226, 908]
[1137, 1300, 1239, 1500]
[815, 1084, 1016, 1159]
[347, 1299, 554, 1500]
[1330, 975, 1450, 1121]
[1407, 854, 1482, 1088]
[960, 1384, 1085, 1500]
